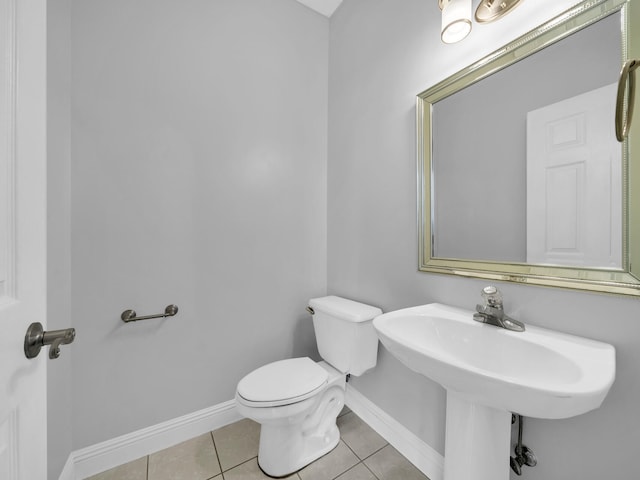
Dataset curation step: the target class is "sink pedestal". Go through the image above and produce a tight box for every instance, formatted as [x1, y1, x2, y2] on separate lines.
[444, 391, 511, 480]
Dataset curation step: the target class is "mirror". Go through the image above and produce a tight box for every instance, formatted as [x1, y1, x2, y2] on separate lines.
[418, 0, 640, 295]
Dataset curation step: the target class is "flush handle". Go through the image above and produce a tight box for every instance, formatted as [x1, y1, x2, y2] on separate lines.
[24, 322, 76, 359]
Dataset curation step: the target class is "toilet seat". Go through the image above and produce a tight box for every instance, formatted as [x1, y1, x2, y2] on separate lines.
[237, 357, 329, 408]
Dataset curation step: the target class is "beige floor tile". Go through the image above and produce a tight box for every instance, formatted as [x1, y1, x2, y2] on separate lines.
[223, 458, 300, 480]
[338, 412, 387, 460]
[364, 445, 430, 480]
[148, 433, 221, 480]
[334, 463, 377, 480]
[85, 456, 147, 480]
[298, 440, 360, 480]
[212, 418, 260, 471]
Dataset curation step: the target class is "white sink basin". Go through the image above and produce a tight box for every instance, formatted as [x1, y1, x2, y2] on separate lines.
[373, 303, 616, 480]
[373, 303, 615, 419]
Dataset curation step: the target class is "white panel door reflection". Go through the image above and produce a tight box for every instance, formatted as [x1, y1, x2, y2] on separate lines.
[526, 83, 622, 268]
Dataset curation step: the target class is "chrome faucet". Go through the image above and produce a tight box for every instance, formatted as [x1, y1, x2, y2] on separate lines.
[473, 286, 525, 332]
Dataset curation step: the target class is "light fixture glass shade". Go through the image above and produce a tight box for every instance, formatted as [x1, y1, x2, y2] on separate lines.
[441, 0, 472, 44]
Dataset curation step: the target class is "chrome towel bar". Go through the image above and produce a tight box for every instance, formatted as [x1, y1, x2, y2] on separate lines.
[121, 304, 179, 323]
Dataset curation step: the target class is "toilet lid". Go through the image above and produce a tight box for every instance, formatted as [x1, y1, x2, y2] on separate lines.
[237, 357, 328, 406]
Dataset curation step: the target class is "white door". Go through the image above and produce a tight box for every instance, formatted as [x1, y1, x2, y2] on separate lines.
[0, 0, 48, 479]
[526, 83, 622, 268]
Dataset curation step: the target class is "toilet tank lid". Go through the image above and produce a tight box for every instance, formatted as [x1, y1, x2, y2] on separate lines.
[309, 296, 382, 323]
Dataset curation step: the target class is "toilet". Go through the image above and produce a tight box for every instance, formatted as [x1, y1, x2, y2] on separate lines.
[235, 295, 382, 477]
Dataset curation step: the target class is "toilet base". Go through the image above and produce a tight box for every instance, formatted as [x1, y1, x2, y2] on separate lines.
[257, 384, 344, 477]
[258, 421, 340, 478]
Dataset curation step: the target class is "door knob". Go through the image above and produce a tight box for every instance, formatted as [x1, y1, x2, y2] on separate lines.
[24, 322, 75, 359]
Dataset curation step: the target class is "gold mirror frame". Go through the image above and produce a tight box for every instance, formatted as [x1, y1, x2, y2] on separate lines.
[418, 0, 640, 296]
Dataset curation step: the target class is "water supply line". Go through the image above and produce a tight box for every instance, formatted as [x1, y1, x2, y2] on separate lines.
[510, 414, 537, 475]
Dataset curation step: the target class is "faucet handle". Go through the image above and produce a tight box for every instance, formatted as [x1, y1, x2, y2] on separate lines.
[481, 286, 503, 307]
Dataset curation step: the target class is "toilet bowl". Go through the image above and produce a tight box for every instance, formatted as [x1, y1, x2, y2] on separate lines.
[235, 358, 345, 477]
[234, 296, 382, 477]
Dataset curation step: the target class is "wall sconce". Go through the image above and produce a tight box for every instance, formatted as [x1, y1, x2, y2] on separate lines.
[439, 0, 525, 44]
[440, 0, 472, 44]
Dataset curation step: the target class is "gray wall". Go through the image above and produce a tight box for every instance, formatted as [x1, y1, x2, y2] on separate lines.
[70, 0, 328, 449]
[329, 0, 640, 479]
[47, 0, 73, 477]
[433, 13, 620, 262]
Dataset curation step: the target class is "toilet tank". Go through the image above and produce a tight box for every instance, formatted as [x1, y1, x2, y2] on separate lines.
[309, 296, 382, 376]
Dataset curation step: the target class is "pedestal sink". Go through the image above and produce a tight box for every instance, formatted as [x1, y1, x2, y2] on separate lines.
[373, 303, 615, 480]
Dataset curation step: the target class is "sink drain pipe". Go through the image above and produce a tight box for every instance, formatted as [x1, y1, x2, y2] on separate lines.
[510, 414, 538, 475]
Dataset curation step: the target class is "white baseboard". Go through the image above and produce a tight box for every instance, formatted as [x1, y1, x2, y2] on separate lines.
[58, 454, 75, 480]
[64, 400, 242, 480]
[345, 384, 444, 480]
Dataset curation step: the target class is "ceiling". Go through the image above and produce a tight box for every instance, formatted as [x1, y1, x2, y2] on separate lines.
[294, 0, 344, 17]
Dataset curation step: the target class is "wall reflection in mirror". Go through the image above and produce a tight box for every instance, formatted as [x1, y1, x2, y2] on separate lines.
[431, 12, 622, 269]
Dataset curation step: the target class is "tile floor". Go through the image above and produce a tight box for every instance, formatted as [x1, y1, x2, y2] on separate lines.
[86, 408, 430, 480]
